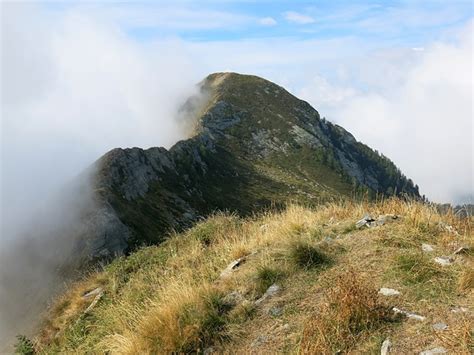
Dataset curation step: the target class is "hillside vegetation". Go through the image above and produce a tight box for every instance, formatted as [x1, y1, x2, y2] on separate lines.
[25, 198, 472, 354]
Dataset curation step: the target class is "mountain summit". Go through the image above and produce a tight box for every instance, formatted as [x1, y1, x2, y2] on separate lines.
[83, 72, 419, 260]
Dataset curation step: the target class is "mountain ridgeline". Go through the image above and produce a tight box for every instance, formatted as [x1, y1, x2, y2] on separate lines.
[85, 72, 419, 259]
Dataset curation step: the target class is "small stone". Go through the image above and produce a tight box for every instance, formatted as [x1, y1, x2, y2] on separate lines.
[432, 322, 448, 331]
[251, 335, 268, 348]
[453, 246, 470, 255]
[220, 257, 244, 278]
[392, 307, 425, 321]
[356, 214, 375, 229]
[83, 287, 103, 299]
[269, 306, 283, 317]
[421, 244, 434, 252]
[419, 347, 447, 355]
[381, 338, 391, 355]
[451, 306, 468, 313]
[255, 284, 280, 305]
[379, 288, 401, 296]
[83, 290, 104, 314]
[434, 256, 453, 266]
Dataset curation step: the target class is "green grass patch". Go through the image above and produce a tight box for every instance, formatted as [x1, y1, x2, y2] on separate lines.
[289, 241, 331, 270]
[395, 253, 441, 284]
[255, 266, 284, 294]
[190, 220, 221, 246]
[391, 252, 457, 300]
[14, 335, 34, 355]
[106, 246, 169, 287]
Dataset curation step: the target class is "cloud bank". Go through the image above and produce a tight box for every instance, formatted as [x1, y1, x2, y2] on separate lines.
[1, 3, 200, 346]
[299, 21, 473, 203]
[1, 3, 201, 242]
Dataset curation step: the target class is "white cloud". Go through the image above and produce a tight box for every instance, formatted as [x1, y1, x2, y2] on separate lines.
[284, 11, 315, 24]
[259, 16, 277, 26]
[1, 3, 204, 345]
[1, 3, 202, 236]
[74, 3, 254, 30]
[299, 21, 473, 203]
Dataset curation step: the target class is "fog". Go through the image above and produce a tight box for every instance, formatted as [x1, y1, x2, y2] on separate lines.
[0, 3, 200, 347]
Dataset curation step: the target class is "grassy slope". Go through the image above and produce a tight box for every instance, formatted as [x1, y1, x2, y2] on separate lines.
[32, 199, 472, 354]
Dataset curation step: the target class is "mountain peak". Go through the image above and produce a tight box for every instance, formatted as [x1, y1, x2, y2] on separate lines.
[83, 72, 419, 259]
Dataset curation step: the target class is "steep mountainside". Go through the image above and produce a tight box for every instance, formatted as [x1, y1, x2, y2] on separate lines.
[83, 72, 419, 260]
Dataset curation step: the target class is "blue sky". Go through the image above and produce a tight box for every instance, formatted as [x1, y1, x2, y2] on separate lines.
[43, 0, 473, 45]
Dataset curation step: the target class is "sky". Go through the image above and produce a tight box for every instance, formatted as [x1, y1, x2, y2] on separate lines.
[1, 0, 473, 217]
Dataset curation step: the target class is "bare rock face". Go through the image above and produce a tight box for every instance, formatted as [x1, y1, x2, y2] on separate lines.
[74, 202, 130, 261]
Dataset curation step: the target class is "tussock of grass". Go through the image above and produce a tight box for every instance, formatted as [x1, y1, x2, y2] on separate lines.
[436, 316, 473, 353]
[300, 270, 393, 354]
[255, 266, 284, 294]
[289, 241, 331, 269]
[33, 199, 472, 353]
[134, 286, 230, 353]
[458, 268, 474, 292]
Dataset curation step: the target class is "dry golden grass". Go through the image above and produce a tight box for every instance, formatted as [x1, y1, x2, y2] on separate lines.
[299, 270, 393, 354]
[436, 316, 473, 354]
[458, 268, 474, 292]
[33, 198, 473, 354]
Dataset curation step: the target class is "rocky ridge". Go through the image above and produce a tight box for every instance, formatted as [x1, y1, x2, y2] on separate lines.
[78, 72, 420, 261]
